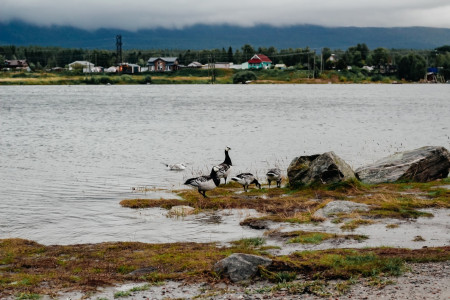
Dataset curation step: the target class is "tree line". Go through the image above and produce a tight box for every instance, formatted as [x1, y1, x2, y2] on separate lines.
[1, 44, 450, 81]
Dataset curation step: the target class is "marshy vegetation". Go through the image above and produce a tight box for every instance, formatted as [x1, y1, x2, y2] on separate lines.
[1, 178, 449, 297]
[1, 237, 449, 298]
[121, 177, 450, 227]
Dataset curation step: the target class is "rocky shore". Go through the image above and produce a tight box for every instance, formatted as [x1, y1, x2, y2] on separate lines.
[49, 261, 449, 299]
[2, 146, 449, 300]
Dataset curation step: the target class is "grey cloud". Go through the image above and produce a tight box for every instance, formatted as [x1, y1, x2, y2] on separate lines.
[1, 0, 449, 30]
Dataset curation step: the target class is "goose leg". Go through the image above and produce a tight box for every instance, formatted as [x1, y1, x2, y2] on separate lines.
[268, 180, 271, 189]
[199, 190, 208, 198]
[277, 180, 281, 188]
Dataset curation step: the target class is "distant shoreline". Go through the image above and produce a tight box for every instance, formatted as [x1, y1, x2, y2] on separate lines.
[0, 69, 415, 85]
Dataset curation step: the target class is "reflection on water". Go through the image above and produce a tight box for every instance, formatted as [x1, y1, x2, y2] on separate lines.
[0, 84, 449, 245]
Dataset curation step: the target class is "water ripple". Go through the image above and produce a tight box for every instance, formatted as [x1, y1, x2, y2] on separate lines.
[0, 84, 449, 245]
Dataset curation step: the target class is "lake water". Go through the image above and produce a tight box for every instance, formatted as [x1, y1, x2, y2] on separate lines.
[0, 84, 449, 245]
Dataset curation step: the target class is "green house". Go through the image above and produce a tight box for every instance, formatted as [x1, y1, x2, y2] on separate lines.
[248, 54, 272, 69]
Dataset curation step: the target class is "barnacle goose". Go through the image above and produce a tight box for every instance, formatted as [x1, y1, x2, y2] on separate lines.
[215, 146, 232, 184]
[184, 166, 220, 198]
[231, 173, 261, 192]
[266, 168, 282, 188]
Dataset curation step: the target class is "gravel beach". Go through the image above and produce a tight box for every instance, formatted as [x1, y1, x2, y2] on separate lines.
[51, 261, 449, 300]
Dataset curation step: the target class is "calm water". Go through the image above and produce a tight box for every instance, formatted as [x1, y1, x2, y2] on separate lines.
[0, 84, 449, 245]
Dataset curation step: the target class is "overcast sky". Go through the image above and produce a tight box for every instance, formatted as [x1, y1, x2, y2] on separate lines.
[2, 0, 450, 30]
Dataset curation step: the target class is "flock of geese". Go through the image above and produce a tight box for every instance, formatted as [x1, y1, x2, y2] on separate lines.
[182, 146, 282, 198]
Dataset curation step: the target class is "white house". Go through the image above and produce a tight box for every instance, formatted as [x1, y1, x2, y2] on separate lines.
[230, 62, 249, 70]
[274, 64, 287, 69]
[188, 61, 203, 68]
[68, 61, 95, 72]
[105, 66, 118, 73]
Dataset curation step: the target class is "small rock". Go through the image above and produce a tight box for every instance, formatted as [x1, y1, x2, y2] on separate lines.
[128, 267, 157, 276]
[240, 219, 269, 230]
[313, 200, 370, 219]
[168, 205, 195, 217]
[214, 253, 272, 282]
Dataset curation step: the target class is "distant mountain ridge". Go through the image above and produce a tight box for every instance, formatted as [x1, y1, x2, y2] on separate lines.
[1, 21, 450, 50]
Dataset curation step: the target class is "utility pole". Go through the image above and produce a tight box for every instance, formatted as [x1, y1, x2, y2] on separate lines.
[88, 51, 91, 75]
[207, 55, 211, 82]
[321, 49, 324, 74]
[116, 35, 122, 65]
[208, 54, 216, 84]
[313, 50, 316, 79]
[210, 55, 216, 84]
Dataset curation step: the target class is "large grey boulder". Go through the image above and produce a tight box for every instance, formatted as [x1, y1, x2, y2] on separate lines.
[213, 253, 272, 282]
[287, 151, 357, 187]
[356, 146, 450, 184]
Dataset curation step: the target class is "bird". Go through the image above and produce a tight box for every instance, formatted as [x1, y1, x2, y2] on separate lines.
[214, 146, 232, 184]
[184, 166, 221, 198]
[163, 162, 186, 171]
[266, 168, 282, 188]
[231, 173, 261, 192]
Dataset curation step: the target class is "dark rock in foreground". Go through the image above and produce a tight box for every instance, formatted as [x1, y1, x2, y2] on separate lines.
[356, 146, 450, 184]
[239, 219, 269, 230]
[213, 253, 272, 282]
[287, 151, 356, 187]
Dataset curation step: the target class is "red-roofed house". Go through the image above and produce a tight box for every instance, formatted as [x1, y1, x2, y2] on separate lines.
[4, 59, 29, 70]
[248, 54, 272, 69]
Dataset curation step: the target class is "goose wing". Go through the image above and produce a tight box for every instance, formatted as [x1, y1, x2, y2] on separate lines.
[237, 173, 254, 180]
[215, 163, 231, 176]
[266, 168, 281, 176]
[184, 175, 211, 187]
[232, 173, 255, 185]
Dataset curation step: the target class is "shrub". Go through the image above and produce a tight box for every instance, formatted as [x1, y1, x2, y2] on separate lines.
[232, 71, 257, 84]
[99, 76, 113, 84]
[371, 74, 383, 82]
[140, 75, 152, 84]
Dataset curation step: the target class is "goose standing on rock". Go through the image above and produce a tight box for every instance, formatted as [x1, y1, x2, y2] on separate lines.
[231, 173, 261, 192]
[215, 146, 232, 184]
[266, 168, 282, 188]
[184, 166, 220, 198]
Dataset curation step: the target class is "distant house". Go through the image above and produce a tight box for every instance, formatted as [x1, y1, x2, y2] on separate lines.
[230, 62, 249, 70]
[119, 63, 141, 74]
[188, 61, 203, 68]
[68, 61, 95, 72]
[201, 62, 234, 69]
[274, 64, 287, 69]
[91, 66, 104, 73]
[327, 54, 337, 62]
[248, 54, 272, 69]
[4, 59, 29, 70]
[51, 67, 64, 73]
[105, 66, 118, 73]
[147, 57, 179, 72]
[215, 62, 233, 69]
